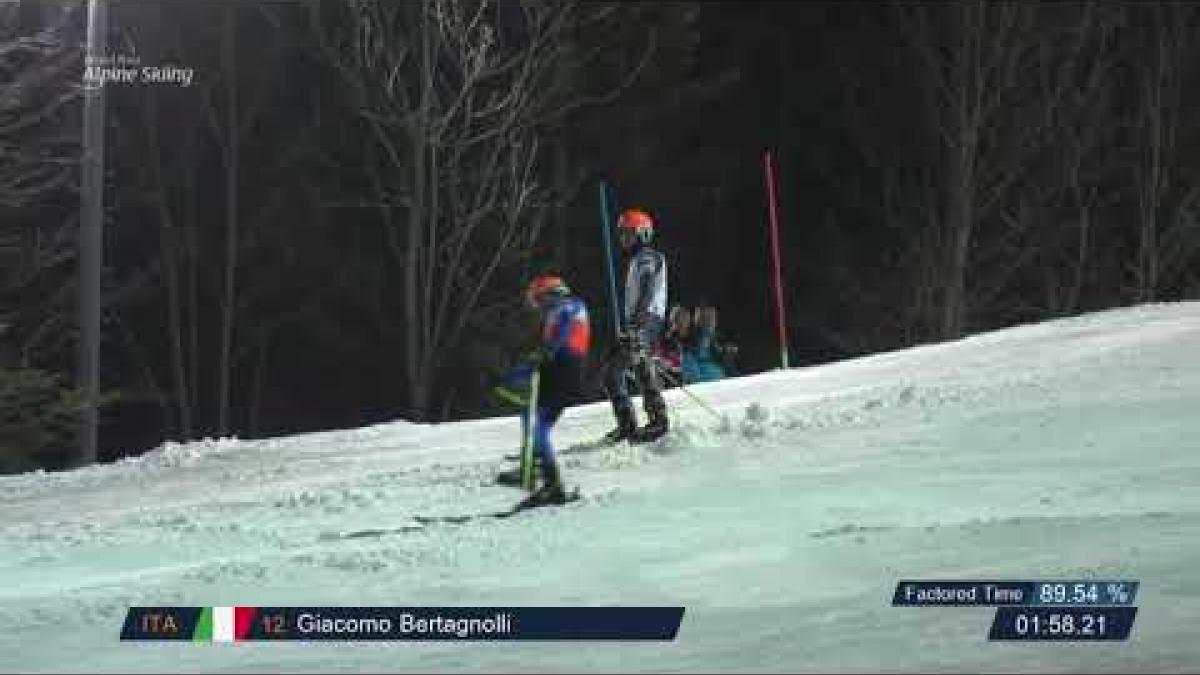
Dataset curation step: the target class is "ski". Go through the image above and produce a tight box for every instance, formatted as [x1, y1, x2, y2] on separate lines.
[317, 523, 426, 541]
[319, 488, 582, 541]
[414, 487, 581, 526]
[503, 432, 662, 462]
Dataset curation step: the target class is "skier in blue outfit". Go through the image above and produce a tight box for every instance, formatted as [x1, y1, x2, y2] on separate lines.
[492, 275, 591, 505]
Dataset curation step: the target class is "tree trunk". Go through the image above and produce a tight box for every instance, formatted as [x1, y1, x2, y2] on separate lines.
[78, 0, 107, 466]
[942, 171, 973, 339]
[1137, 55, 1162, 304]
[404, 0, 432, 421]
[184, 121, 201, 432]
[1068, 199, 1090, 314]
[145, 92, 192, 437]
[940, 3, 975, 340]
[249, 329, 271, 437]
[217, 5, 240, 435]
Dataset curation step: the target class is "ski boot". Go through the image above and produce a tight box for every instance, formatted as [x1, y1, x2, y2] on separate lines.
[631, 394, 669, 443]
[602, 401, 638, 444]
[495, 459, 541, 487]
[520, 457, 568, 507]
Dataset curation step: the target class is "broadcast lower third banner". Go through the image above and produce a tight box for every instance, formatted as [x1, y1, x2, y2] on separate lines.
[120, 607, 685, 641]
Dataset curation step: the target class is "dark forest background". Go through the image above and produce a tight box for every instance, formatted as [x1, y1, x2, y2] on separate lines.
[3, 0, 1199, 473]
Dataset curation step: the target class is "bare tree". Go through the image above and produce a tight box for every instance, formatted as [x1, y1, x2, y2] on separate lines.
[1047, 4, 1131, 314]
[0, 4, 81, 365]
[311, 0, 631, 420]
[894, 1, 1066, 338]
[102, 3, 305, 439]
[830, 3, 1038, 342]
[137, 58, 203, 437]
[973, 1, 1128, 319]
[1125, 2, 1200, 303]
[204, 4, 285, 435]
[830, 2, 1164, 343]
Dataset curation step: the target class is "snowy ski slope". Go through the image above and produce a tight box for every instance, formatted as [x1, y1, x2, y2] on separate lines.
[1, 302, 1198, 672]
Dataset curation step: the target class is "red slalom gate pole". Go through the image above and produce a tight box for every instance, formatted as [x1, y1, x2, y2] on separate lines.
[763, 149, 790, 369]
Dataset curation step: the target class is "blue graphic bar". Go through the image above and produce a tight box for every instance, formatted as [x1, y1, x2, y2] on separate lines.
[119, 607, 686, 641]
[893, 580, 1139, 606]
[989, 606, 1137, 641]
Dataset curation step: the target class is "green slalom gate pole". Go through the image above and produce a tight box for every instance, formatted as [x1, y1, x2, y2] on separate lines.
[521, 370, 541, 491]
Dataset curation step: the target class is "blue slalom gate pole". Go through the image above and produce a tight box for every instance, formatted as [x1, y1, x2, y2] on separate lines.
[599, 180, 621, 338]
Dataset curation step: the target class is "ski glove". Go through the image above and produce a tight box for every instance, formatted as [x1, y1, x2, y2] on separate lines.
[496, 362, 535, 388]
[491, 385, 528, 407]
[523, 346, 555, 369]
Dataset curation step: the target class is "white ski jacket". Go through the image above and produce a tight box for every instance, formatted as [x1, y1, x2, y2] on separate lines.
[623, 246, 668, 328]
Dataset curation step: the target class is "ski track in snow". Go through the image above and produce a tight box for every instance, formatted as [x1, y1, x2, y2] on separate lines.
[1, 301, 1199, 672]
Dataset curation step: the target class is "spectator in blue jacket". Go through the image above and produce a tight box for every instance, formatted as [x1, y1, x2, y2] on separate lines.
[681, 306, 727, 384]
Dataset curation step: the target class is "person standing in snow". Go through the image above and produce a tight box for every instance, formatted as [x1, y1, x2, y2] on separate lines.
[681, 306, 728, 384]
[602, 207, 671, 443]
[654, 305, 691, 382]
[493, 275, 591, 505]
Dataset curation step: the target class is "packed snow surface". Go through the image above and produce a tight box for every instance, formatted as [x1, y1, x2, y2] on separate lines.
[2, 302, 1198, 672]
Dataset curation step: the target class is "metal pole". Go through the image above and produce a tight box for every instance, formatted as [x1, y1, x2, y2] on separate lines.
[79, 0, 107, 466]
[599, 180, 621, 339]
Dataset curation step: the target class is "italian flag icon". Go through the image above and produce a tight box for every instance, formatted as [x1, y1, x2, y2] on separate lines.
[192, 607, 257, 642]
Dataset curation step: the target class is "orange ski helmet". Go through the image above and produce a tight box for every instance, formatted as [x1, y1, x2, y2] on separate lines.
[525, 274, 569, 307]
[617, 208, 654, 245]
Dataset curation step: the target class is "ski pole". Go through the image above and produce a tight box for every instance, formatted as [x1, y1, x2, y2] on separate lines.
[649, 357, 724, 422]
[521, 370, 540, 491]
